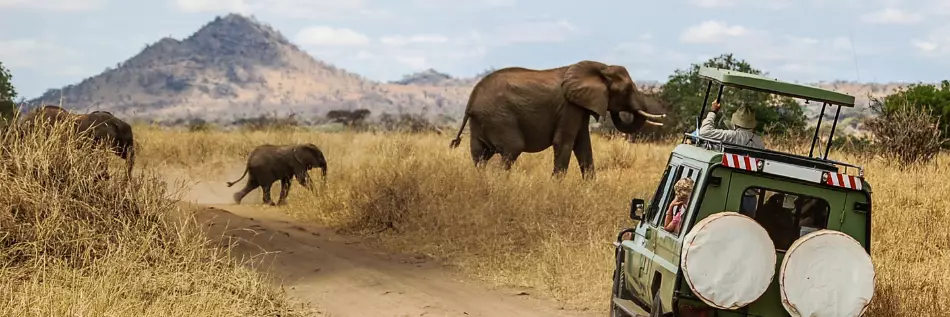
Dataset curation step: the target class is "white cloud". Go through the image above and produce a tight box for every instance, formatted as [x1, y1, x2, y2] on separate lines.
[490, 19, 580, 45]
[411, 0, 515, 10]
[910, 24, 950, 57]
[380, 34, 449, 46]
[294, 26, 371, 46]
[601, 37, 689, 80]
[296, 28, 487, 78]
[912, 40, 938, 52]
[860, 8, 922, 24]
[679, 21, 750, 44]
[691, 0, 736, 7]
[172, 0, 393, 21]
[0, 39, 79, 69]
[678, 24, 872, 78]
[0, 0, 104, 11]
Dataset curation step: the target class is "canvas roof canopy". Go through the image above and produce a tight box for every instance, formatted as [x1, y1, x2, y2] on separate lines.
[698, 67, 856, 107]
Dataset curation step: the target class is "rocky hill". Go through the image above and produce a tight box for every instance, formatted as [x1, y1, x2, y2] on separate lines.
[28, 14, 477, 124]
[28, 13, 910, 132]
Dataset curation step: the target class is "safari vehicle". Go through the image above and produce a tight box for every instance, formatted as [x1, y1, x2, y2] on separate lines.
[609, 67, 876, 317]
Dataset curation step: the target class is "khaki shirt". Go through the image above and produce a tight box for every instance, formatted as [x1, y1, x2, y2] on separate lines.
[698, 112, 765, 149]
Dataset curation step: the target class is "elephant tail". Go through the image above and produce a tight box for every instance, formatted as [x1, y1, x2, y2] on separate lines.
[226, 166, 249, 187]
[125, 142, 136, 179]
[448, 113, 469, 149]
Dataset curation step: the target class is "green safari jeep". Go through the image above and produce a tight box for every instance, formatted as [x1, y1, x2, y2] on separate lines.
[609, 67, 875, 317]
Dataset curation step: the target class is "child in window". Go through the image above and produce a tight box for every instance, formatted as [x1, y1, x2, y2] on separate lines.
[664, 178, 695, 235]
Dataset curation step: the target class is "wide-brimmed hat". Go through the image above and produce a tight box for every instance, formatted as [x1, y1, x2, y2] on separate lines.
[730, 106, 757, 130]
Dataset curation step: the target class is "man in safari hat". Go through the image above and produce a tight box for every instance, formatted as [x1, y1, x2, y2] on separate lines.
[697, 99, 765, 149]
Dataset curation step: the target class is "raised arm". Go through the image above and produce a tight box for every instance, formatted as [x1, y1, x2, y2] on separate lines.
[698, 111, 738, 141]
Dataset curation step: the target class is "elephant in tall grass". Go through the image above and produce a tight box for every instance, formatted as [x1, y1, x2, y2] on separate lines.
[226, 143, 328, 206]
[19, 105, 136, 179]
[448, 60, 668, 179]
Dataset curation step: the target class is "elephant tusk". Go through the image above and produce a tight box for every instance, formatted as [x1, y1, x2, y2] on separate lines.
[645, 120, 664, 126]
[636, 109, 666, 121]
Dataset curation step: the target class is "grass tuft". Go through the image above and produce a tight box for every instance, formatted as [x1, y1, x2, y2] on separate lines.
[0, 117, 314, 316]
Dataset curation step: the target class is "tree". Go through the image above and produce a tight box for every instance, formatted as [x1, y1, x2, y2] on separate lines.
[0, 61, 17, 121]
[874, 80, 950, 139]
[658, 53, 807, 137]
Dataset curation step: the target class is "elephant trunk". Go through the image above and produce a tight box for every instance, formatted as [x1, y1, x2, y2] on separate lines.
[610, 110, 647, 134]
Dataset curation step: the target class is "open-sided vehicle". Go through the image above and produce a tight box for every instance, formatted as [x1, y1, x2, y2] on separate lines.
[609, 67, 876, 317]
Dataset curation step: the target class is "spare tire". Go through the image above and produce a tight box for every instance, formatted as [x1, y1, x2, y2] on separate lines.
[779, 229, 875, 317]
[680, 212, 776, 310]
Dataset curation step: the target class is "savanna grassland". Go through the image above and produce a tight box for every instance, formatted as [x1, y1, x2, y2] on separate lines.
[134, 124, 950, 317]
[0, 121, 315, 316]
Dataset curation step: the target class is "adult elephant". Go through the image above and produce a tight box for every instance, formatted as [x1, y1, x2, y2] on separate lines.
[19, 106, 136, 180]
[448, 60, 667, 179]
[226, 143, 328, 206]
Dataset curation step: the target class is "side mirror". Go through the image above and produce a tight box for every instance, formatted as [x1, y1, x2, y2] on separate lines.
[630, 198, 645, 221]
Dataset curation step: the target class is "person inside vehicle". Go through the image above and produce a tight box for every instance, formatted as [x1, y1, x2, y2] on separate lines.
[697, 99, 765, 149]
[695, 99, 765, 215]
[664, 178, 695, 235]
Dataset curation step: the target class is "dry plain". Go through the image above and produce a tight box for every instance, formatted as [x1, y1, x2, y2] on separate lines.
[3, 122, 947, 316]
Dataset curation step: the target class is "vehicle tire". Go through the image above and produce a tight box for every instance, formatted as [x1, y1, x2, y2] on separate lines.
[609, 246, 631, 317]
[649, 291, 663, 317]
[609, 268, 628, 317]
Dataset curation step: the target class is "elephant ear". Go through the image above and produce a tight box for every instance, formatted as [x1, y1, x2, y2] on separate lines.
[293, 145, 318, 167]
[292, 146, 307, 166]
[562, 60, 610, 120]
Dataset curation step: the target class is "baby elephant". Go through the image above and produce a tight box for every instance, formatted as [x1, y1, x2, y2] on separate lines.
[226, 143, 328, 206]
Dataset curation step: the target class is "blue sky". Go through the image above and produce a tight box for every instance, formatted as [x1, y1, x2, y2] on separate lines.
[0, 0, 947, 99]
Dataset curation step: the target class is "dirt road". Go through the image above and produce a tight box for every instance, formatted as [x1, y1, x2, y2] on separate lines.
[176, 174, 598, 317]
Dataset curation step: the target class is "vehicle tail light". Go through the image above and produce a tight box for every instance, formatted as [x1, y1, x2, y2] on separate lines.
[721, 153, 762, 172]
[821, 171, 863, 190]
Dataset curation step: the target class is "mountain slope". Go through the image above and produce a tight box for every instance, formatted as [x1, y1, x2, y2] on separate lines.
[28, 13, 908, 132]
[29, 14, 473, 122]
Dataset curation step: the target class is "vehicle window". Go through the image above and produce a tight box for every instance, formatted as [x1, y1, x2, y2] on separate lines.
[658, 166, 701, 236]
[647, 164, 680, 227]
[739, 187, 831, 251]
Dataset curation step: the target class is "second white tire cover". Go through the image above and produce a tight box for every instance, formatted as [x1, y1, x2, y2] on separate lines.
[779, 230, 875, 317]
[681, 212, 777, 309]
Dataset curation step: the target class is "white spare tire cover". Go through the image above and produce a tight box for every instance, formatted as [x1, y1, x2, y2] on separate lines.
[681, 212, 776, 309]
[780, 230, 875, 317]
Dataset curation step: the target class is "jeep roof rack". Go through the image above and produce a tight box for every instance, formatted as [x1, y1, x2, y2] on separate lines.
[681, 133, 865, 177]
[687, 66, 861, 173]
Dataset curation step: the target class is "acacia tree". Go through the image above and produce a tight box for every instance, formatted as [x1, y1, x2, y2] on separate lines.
[658, 53, 807, 137]
[0, 61, 16, 121]
[874, 80, 950, 139]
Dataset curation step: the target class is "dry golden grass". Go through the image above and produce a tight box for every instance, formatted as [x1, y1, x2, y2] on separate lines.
[0, 120, 315, 316]
[137, 124, 950, 317]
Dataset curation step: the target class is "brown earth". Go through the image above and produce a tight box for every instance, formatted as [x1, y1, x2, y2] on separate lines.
[176, 172, 598, 317]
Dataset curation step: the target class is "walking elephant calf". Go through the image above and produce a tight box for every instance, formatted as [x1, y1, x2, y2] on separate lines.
[226, 143, 328, 206]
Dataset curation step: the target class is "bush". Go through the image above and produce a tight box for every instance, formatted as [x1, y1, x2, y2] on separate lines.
[233, 112, 300, 132]
[0, 113, 312, 315]
[866, 100, 947, 168]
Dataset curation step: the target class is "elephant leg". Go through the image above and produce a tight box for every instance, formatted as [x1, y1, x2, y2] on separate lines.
[469, 120, 495, 168]
[261, 181, 276, 206]
[498, 138, 525, 171]
[233, 178, 259, 204]
[551, 112, 584, 178]
[277, 178, 292, 206]
[573, 125, 595, 180]
[501, 152, 522, 170]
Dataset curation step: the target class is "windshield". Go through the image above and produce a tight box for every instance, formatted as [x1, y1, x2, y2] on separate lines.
[738, 187, 831, 251]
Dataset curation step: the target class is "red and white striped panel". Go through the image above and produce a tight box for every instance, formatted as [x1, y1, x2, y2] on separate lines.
[721, 153, 759, 171]
[825, 172, 864, 190]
